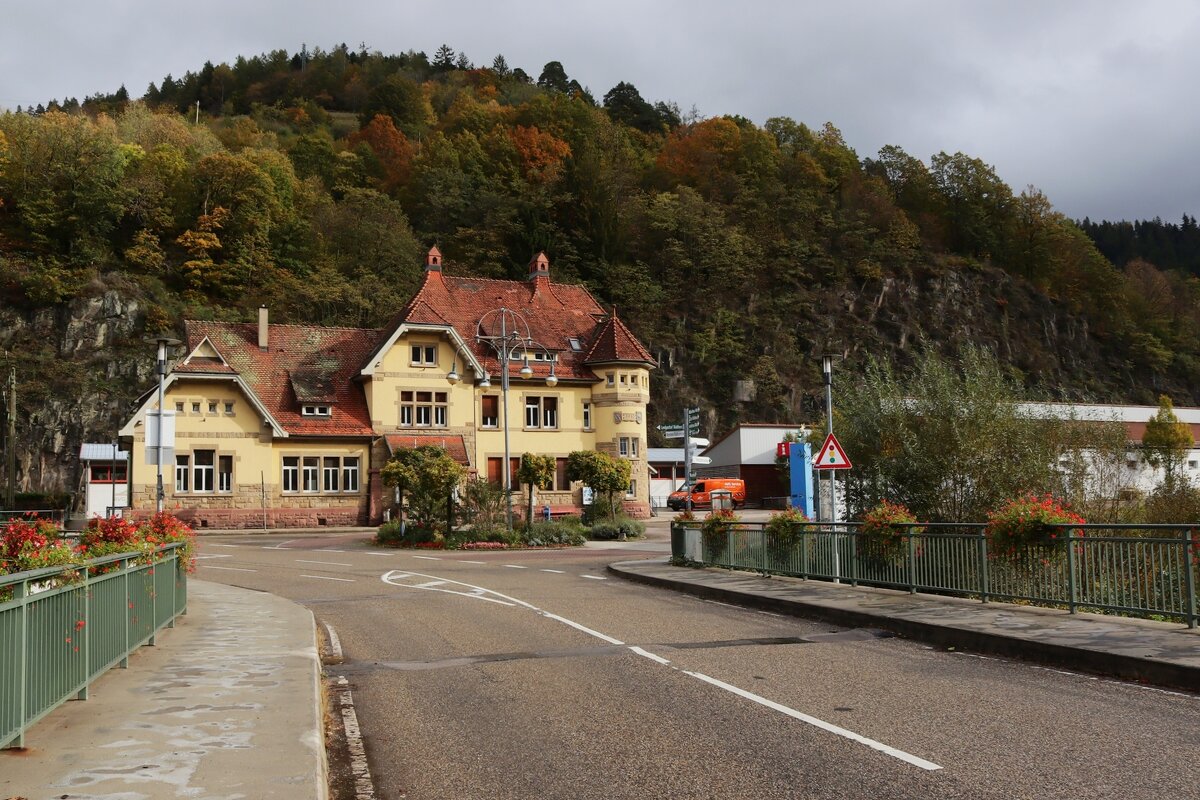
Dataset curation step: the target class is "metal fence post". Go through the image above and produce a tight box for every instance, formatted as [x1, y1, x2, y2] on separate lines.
[801, 526, 810, 579]
[849, 526, 858, 586]
[121, 558, 130, 668]
[77, 580, 90, 700]
[977, 529, 989, 604]
[908, 532, 917, 594]
[16, 578, 27, 748]
[1066, 528, 1078, 615]
[1184, 528, 1197, 630]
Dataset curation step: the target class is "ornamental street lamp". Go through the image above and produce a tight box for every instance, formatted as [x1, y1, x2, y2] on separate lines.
[473, 308, 557, 533]
[144, 336, 181, 514]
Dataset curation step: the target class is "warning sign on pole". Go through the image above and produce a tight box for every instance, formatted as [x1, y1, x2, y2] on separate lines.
[814, 433, 852, 470]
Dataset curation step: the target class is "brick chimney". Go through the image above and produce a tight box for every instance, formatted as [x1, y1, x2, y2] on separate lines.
[425, 246, 444, 272]
[258, 306, 268, 350]
[528, 252, 550, 279]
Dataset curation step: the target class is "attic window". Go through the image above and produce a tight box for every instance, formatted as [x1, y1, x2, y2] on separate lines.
[302, 405, 332, 417]
[568, 338, 582, 351]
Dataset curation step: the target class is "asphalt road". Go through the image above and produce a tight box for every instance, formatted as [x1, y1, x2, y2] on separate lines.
[196, 531, 1200, 800]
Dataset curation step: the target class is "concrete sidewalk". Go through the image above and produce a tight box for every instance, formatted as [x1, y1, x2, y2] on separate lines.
[609, 558, 1200, 692]
[0, 580, 326, 800]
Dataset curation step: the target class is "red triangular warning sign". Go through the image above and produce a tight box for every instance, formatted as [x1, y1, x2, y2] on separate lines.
[814, 433, 852, 470]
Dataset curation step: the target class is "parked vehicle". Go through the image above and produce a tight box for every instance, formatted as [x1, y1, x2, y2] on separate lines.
[667, 478, 746, 510]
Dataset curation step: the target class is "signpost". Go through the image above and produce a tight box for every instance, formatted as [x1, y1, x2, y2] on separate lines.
[814, 433, 852, 470]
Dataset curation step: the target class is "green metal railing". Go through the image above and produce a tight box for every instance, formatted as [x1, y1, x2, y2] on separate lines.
[672, 522, 1199, 628]
[0, 544, 187, 749]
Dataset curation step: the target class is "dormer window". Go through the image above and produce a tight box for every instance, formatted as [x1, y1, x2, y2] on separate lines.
[568, 338, 582, 351]
[302, 405, 332, 417]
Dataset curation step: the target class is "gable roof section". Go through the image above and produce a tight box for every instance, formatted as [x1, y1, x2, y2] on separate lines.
[384, 433, 471, 467]
[184, 320, 378, 437]
[368, 269, 653, 381]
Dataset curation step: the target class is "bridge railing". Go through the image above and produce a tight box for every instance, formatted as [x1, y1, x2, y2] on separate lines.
[0, 543, 188, 749]
[671, 521, 1198, 628]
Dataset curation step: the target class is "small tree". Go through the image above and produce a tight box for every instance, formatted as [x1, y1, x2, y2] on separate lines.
[1142, 395, 1193, 491]
[381, 445, 465, 535]
[517, 453, 556, 528]
[567, 450, 631, 520]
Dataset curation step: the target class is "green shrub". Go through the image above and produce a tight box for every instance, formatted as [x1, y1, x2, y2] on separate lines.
[522, 520, 586, 547]
[857, 500, 923, 566]
[589, 522, 623, 540]
[375, 520, 405, 545]
[375, 520, 438, 546]
[701, 509, 740, 560]
[764, 507, 808, 566]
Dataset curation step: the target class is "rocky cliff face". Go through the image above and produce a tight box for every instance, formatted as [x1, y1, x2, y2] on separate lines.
[1, 281, 156, 507]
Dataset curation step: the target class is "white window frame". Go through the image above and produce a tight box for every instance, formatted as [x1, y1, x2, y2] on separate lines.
[525, 397, 541, 429]
[606, 372, 614, 387]
[582, 402, 591, 430]
[193, 450, 215, 492]
[175, 455, 190, 492]
[343, 457, 360, 493]
[410, 343, 437, 366]
[626, 479, 636, 499]
[218, 455, 233, 493]
[481, 395, 499, 428]
[619, 437, 629, 457]
[302, 457, 319, 492]
[283, 457, 299, 492]
[323, 457, 340, 492]
[400, 390, 447, 428]
[542, 397, 557, 429]
[302, 404, 332, 417]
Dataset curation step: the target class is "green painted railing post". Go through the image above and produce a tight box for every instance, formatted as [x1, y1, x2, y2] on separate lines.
[16, 578, 28, 749]
[1184, 528, 1196, 630]
[168, 550, 177, 628]
[148, 559, 157, 647]
[849, 527, 858, 587]
[121, 558, 130, 668]
[1066, 528, 1078, 614]
[78, 580, 90, 700]
[977, 531, 989, 604]
[908, 533, 917, 594]
[801, 527, 810, 579]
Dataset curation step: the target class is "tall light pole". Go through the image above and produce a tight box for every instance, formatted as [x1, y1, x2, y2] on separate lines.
[822, 353, 840, 583]
[145, 336, 180, 514]
[475, 308, 557, 534]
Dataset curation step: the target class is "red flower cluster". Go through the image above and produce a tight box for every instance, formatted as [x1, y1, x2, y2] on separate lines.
[461, 541, 508, 550]
[985, 494, 1085, 561]
[1, 517, 58, 560]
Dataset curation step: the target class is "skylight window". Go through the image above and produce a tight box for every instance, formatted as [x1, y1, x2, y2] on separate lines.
[568, 338, 582, 351]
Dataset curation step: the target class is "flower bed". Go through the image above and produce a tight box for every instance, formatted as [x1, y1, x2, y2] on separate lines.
[858, 500, 924, 566]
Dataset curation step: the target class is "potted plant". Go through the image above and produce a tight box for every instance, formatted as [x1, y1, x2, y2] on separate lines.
[985, 494, 1085, 562]
[858, 500, 924, 568]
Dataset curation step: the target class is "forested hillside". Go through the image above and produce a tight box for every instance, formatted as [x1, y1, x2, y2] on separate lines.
[1, 43, 1196, 494]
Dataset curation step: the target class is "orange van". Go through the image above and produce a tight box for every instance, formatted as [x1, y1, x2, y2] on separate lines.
[668, 478, 746, 510]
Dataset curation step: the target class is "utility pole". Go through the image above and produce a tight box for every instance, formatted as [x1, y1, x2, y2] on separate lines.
[683, 407, 692, 513]
[822, 354, 840, 583]
[194, 100, 200, 125]
[5, 364, 15, 510]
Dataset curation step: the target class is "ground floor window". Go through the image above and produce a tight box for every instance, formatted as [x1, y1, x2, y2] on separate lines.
[175, 455, 189, 492]
[218, 455, 233, 493]
[283, 454, 363, 494]
[193, 450, 215, 492]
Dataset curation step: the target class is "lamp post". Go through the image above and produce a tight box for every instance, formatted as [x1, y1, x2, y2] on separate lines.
[474, 308, 557, 534]
[822, 353, 840, 583]
[144, 336, 180, 514]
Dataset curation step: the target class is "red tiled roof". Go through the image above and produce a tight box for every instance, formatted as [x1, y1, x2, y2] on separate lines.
[584, 310, 656, 365]
[182, 321, 379, 437]
[175, 357, 237, 375]
[384, 434, 471, 466]
[377, 267, 654, 380]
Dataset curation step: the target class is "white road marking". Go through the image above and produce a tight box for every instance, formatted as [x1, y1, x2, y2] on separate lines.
[194, 554, 233, 560]
[302, 574, 356, 582]
[324, 622, 344, 661]
[412, 555, 441, 561]
[629, 646, 672, 666]
[459, 560, 487, 565]
[262, 539, 297, 550]
[580, 575, 607, 580]
[378, 567, 942, 771]
[202, 565, 257, 572]
[414, 580, 448, 588]
[209, 544, 241, 548]
[503, 564, 527, 569]
[296, 559, 354, 567]
[320, 549, 347, 553]
[540, 569, 565, 574]
[335, 676, 376, 800]
[683, 670, 942, 771]
[366, 552, 394, 556]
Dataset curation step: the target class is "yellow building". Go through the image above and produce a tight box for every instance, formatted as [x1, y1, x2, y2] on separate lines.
[120, 249, 656, 528]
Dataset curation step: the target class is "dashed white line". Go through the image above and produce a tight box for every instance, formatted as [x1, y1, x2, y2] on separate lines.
[540, 569, 565, 574]
[580, 575, 607, 581]
[209, 544, 241, 548]
[202, 565, 258, 572]
[683, 670, 942, 771]
[414, 580, 448, 588]
[412, 555, 441, 561]
[459, 560, 487, 565]
[296, 559, 354, 567]
[378, 567, 942, 771]
[320, 549, 347, 553]
[503, 564, 527, 569]
[366, 552, 394, 556]
[302, 574, 356, 582]
[194, 554, 233, 560]
[323, 621, 344, 661]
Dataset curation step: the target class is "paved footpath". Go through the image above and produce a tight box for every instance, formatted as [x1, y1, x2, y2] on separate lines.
[609, 558, 1200, 692]
[0, 580, 325, 800]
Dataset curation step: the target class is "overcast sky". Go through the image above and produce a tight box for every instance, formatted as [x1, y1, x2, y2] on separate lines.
[2, 1, 1196, 222]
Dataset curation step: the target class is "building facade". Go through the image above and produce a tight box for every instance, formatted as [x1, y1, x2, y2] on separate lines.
[120, 250, 656, 528]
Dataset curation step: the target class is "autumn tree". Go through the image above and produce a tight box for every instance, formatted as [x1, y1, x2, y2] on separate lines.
[567, 450, 631, 520]
[381, 445, 465, 534]
[1142, 395, 1193, 489]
